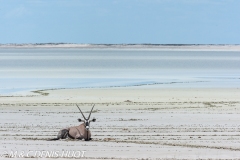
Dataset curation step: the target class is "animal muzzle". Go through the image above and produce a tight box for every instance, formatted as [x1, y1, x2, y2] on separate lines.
[85, 126, 89, 130]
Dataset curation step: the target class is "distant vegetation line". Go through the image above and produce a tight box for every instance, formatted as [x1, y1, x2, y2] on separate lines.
[0, 43, 239, 46]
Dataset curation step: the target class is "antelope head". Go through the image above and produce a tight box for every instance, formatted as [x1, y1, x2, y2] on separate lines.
[76, 104, 96, 131]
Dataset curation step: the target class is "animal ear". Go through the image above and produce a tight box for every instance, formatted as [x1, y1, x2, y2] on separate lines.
[78, 118, 82, 122]
[92, 118, 96, 122]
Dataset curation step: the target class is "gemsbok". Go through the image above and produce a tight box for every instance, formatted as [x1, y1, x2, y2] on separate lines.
[49, 104, 96, 141]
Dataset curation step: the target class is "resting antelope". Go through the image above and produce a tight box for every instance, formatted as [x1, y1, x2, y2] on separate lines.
[49, 104, 96, 141]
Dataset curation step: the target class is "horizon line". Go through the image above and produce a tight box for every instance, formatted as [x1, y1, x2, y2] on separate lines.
[1, 43, 240, 45]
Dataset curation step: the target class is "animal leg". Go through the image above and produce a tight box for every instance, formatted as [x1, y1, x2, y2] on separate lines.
[59, 129, 69, 139]
[76, 137, 84, 140]
[48, 129, 69, 141]
[84, 138, 92, 141]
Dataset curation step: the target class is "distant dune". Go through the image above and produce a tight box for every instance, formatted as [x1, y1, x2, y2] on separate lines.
[1, 43, 240, 51]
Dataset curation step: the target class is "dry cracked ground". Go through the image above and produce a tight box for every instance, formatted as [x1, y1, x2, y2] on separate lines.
[1, 101, 240, 159]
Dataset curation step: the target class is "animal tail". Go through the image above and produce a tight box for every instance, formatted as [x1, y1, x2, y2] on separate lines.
[47, 138, 60, 141]
[47, 129, 69, 141]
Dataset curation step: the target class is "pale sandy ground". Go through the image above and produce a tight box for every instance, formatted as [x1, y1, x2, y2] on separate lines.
[1, 87, 240, 159]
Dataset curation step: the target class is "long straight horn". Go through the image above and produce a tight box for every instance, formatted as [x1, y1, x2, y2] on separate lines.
[87, 104, 95, 120]
[76, 104, 87, 120]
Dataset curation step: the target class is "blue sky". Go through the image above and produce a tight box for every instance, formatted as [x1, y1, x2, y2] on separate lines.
[0, 0, 240, 44]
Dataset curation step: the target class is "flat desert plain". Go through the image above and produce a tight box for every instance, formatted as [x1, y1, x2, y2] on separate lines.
[1, 87, 240, 159]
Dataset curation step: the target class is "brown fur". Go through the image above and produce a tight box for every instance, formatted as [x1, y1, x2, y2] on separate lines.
[68, 123, 91, 140]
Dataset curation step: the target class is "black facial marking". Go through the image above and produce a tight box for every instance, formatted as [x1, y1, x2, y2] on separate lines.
[85, 121, 89, 127]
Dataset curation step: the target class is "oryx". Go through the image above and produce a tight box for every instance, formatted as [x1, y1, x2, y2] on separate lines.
[49, 104, 96, 141]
